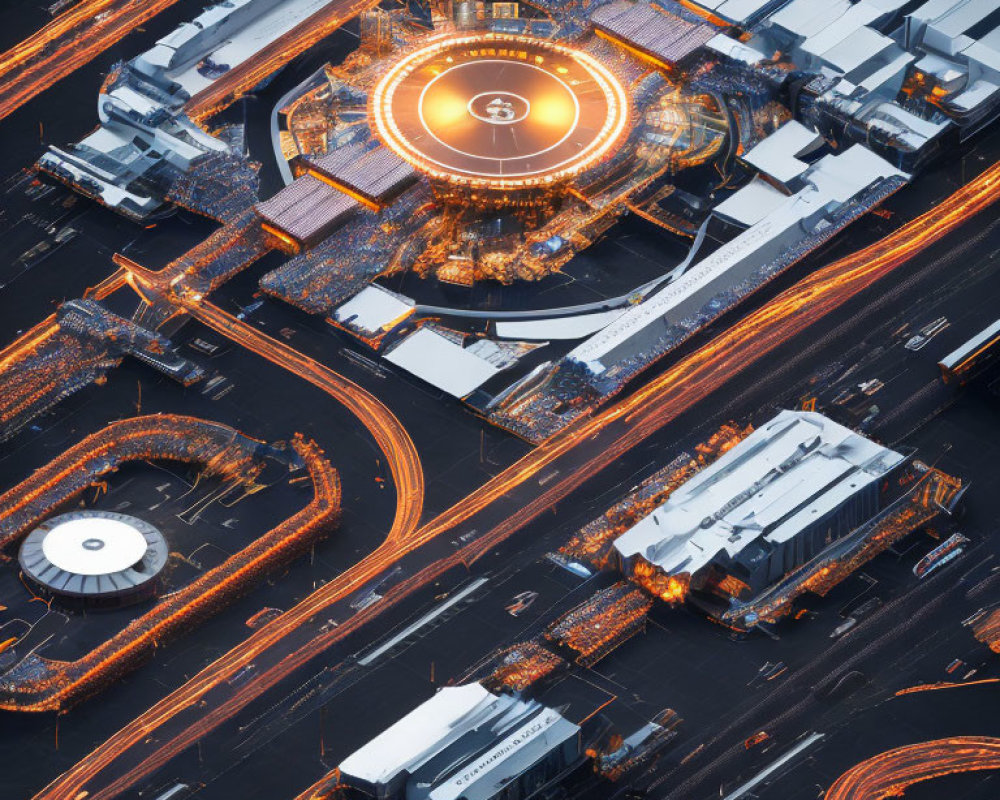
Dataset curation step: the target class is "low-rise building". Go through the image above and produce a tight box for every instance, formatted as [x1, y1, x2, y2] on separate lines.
[338, 683, 583, 800]
[613, 410, 907, 597]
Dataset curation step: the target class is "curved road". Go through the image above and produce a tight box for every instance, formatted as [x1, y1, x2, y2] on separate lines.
[32, 161, 1000, 799]
[182, 298, 424, 546]
[0, 417, 341, 712]
[825, 737, 1000, 799]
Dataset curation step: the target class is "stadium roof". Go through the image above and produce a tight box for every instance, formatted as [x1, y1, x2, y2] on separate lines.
[255, 175, 359, 246]
[613, 410, 906, 579]
[590, 1, 718, 67]
[304, 144, 417, 205]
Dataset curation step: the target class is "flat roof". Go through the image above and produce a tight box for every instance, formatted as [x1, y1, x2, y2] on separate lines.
[924, 0, 996, 40]
[333, 285, 414, 338]
[495, 309, 628, 341]
[768, 0, 854, 39]
[591, 1, 717, 66]
[687, 0, 791, 25]
[152, 0, 335, 97]
[255, 175, 359, 244]
[714, 176, 790, 226]
[430, 709, 578, 800]
[939, 318, 1000, 371]
[741, 120, 824, 185]
[818, 25, 896, 74]
[385, 328, 503, 398]
[948, 78, 1000, 112]
[965, 28, 1000, 73]
[339, 683, 580, 800]
[305, 144, 417, 204]
[340, 683, 494, 786]
[614, 410, 906, 578]
[715, 0, 787, 24]
[705, 33, 767, 64]
[42, 516, 148, 575]
[568, 146, 906, 370]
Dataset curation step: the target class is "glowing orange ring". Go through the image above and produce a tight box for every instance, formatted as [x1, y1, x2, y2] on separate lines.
[370, 33, 630, 190]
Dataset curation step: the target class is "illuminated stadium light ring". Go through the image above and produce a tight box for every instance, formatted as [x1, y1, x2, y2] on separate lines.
[370, 33, 630, 189]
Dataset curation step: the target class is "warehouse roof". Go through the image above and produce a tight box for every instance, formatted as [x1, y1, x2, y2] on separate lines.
[385, 328, 504, 398]
[613, 410, 906, 579]
[333, 285, 414, 343]
[339, 683, 580, 800]
[304, 143, 417, 205]
[568, 146, 906, 371]
[741, 120, 824, 186]
[713, 176, 789, 226]
[686, 0, 790, 26]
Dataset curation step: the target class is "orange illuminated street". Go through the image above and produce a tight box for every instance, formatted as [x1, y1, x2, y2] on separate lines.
[825, 737, 1000, 799]
[0, 0, 182, 121]
[0, 415, 341, 712]
[30, 132, 1000, 800]
[181, 298, 424, 546]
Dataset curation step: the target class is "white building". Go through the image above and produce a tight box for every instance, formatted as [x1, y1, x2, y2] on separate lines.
[614, 410, 906, 594]
[39, 0, 337, 218]
[566, 145, 907, 389]
[339, 683, 582, 800]
[695, 0, 1000, 156]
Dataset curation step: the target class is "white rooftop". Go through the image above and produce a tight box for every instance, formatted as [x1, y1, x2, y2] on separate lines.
[940, 318, 1000, 370]
[385, 328, 502, 397]
[614, 410, 906, 579]
[429, 707, 576, 800]
[339, 683, 580, 800]
[139, 0, 334, 97]
[333, 285, 414, 339]
[687, 0, 787, 25]
[714, 176, 789, 227]
[495, 309, 627, 341]
[705, 33, 766, 64]
[741, 120, 824, 185]
[42, 516, 148, 575]
[769, 0, 854, 38]
[340, 683, 495, 787]
[818, 25, 896, 75]
[569, 146, 907, 370]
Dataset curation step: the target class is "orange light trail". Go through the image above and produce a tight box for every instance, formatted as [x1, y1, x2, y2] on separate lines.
[0, 0, 182, 121]
[0, 415, 341, 712]
[825, 737, 1000, 800]
[895, 678, 1000, 697]
[178, 298, 423, 545]
[31, 152, 1000, 800]
[0, 316, 59, 371]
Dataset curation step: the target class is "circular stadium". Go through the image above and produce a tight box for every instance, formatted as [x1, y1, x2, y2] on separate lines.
[19, 510, 168, 606]
[370, 33, 630, 191]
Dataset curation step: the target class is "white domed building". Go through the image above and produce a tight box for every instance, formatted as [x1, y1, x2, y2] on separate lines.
[19, 510, 168, 607]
